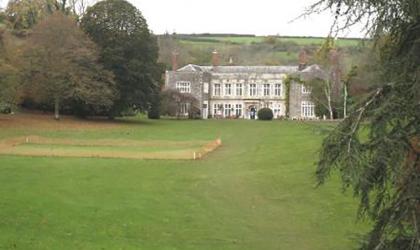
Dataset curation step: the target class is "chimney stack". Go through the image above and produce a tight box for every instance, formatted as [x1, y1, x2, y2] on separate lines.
[298, 49, 308, 70]
[171, 50, 179, 71]
[212, 50, 220, 67]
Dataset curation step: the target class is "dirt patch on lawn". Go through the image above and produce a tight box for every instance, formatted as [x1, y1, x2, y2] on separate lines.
[0, 136, 222, 160]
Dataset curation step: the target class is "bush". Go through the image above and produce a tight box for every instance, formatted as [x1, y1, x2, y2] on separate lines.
[258, 108, 274, 120]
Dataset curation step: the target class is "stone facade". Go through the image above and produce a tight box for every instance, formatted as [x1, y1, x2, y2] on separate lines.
[165, 64, 318, 120]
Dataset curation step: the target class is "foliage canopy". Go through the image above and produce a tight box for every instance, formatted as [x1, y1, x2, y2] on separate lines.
[312, 0, 420, 249]
[25, 12, 117, 119]
[81, 0, 163, 117]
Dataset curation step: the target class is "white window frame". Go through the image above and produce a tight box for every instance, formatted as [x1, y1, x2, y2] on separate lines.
[263, 84, 270, 96]
[225, 83, 232, 96]
[301, 101, 315, 118]
[235, 104, 242, 117]
[274, 84, 282, 96]
[175, 81, 191, 93]
[273, 104, 281, 118]
[213, 103, 223, 116]
[224, 104, 232, 117]
[180, 103, 190, 116]
[213, 84, 221, 96]
[249, 84, 257, 97]
[235, 83, 243, 96]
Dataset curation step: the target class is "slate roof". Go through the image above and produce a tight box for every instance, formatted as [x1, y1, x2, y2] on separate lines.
[177, 64, 299, 74]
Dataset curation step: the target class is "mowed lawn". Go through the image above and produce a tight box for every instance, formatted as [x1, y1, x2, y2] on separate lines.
[0, 115, 367, 249]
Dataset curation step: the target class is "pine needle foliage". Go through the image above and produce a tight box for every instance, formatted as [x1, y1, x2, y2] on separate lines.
[309, 0, 420, 249]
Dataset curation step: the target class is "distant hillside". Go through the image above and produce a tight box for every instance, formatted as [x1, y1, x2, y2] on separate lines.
[158, 34, 369, 70]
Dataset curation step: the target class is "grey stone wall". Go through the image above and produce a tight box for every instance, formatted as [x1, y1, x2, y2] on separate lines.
[165, 71, 204, 104]
[289, 81, 312, 118]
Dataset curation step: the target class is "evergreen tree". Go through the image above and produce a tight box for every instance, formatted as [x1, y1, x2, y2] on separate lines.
[310, 0, 420, 248]
[80, 0, 163, 117]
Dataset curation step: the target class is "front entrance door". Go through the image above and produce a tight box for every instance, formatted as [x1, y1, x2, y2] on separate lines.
[249, 106, 257, 120]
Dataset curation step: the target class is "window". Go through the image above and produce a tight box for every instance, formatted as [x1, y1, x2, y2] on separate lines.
[273, 104, 281, 118]
[301, 101, 315, 118]
[225, 84, 232, 96]
[249, 84, 257, 96]
[302, 85, 312, 94]
[213, 84, 221, 96]
[213, 104, 223, 116]
[176, 81, 191, 93]
[224, 104, 232, 117]
[180, 103, 190, 115]
[274, 84, 282, 96]
[263, 84, 270, 96]
[203, 83, 209, 93]
[235, 104, 242, 117]
[235, 84, 243, 96]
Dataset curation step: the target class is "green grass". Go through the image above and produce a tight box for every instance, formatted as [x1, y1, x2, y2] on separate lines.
[190, 36, 363, 47]
[0, 117, 367, 249]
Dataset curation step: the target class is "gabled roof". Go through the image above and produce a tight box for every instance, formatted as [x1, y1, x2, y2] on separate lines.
[177, 64, 205, 72]
[295, 64, 327, 80]
[176, 64, 325, 77]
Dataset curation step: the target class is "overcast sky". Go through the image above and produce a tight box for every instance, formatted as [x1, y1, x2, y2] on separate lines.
[133, 0, 365, 37]
[0, 0, 366, 37]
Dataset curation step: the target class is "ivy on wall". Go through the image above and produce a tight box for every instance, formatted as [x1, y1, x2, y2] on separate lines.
[284, 76, 291, 118]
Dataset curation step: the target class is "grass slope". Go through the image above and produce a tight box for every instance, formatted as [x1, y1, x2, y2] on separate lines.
[191, 35, 363, 47]
[158, 34, 368, 68]
[0, 116, 367, 249]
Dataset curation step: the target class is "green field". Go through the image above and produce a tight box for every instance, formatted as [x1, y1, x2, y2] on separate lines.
[0, 115, 367, 249]
[191, 36, 363, 47]
[159, 34, 367, 67]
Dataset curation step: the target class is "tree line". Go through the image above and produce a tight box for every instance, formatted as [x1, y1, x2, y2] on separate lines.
[0, 0, 163, 119]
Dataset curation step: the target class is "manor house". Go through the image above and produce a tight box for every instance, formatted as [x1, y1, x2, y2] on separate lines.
[165, 50, 319, 119]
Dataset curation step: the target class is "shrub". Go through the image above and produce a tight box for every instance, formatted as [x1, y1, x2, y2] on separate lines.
[258, 108, 274, 120]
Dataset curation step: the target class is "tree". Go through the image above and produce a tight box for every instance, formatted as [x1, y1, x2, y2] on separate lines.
[80, 0, 162, 118]
[306, 37, 343, 119]
[25, 12, 117, 119]
[5, 0, 58, 31]
[310, 0, 420, 249]
[147, 91, 160, 119]
[160, 89, 200, 119]
[0, 28, 22, 111]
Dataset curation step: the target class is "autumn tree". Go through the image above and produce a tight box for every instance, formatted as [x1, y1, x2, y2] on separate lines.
[0, 27, 22, 112]
[310, 0, 420, 248]
[5, 0, 58, 31]
[80, 0, 163, 118]
[25, 12, 117, 119]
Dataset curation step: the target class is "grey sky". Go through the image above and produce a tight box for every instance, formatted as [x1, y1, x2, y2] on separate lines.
[0, 0, 365, 37]
[133, 0, 365, 37]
